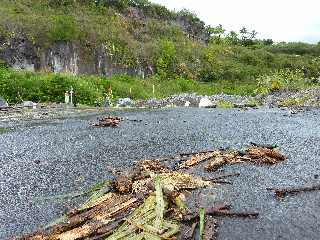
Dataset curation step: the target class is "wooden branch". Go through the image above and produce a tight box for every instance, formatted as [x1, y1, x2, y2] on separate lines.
[209, 210, 259, 219]
[250, 142, 278, 149]
[267, 184, 320, 199]
[182, 204, 258, 222]
[205, 173, 240, 181]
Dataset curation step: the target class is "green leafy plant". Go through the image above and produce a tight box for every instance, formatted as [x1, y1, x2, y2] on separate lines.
[217, 100, 234, 108]
[48, 15, 76, 41]
[256, 69, 310, 94]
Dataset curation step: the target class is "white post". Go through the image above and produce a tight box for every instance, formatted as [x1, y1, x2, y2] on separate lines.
[70, 87, 74, 105]
[152, 85, 155, 97]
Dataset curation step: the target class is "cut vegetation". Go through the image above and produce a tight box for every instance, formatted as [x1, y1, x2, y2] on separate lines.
[19, 144, 286, 239]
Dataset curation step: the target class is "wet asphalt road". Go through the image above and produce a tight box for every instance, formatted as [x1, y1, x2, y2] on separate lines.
[1, 107, 320, 239]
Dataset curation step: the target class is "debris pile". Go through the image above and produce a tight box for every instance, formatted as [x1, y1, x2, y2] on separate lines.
[178, 144, 286, 172]
[90, 116, 122, 128]
[19, 144, 286, 240]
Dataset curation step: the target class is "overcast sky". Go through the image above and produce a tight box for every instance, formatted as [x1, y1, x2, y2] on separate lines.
[150, 0, 320, 43]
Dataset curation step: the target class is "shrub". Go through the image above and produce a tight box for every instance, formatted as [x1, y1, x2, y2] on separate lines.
[256, 69, 310, 94]
[155, 40, 177, 79]
[217, 100, 234, 108]
[48, 15, 76, 41]
[278, 96, 310, 107]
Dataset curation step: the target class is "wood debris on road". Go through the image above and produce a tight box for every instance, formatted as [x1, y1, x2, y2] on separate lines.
[18, 144, 287, 240]
[177, 145, 286, 172]
[267, 184, 320, 199]
[90, 116, 122, 128]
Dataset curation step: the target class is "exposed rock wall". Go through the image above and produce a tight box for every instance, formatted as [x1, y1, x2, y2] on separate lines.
[0, 34, 147, 77]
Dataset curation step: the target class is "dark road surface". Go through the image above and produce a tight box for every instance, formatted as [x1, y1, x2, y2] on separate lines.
[1, 107, 320, 239]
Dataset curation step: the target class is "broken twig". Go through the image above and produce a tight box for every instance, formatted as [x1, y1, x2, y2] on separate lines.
[267, 184, 320, 199]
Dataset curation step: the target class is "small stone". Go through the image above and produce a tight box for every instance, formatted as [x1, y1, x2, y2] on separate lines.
[199, 97, 215, 108]
[23, 101, 34, 108]
[0, 97, 8, 108]
[117, 98, 134, 107]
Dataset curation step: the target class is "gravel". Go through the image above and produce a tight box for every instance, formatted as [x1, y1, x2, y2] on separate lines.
[259, 88, 320, 108]
[1, 107, 320, 239]
[137, 93, 256, 108]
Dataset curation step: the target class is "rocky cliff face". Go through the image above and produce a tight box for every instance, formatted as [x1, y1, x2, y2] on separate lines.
[0, 34, 147, 77]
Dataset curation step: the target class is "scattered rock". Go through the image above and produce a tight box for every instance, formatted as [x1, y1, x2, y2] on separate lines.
[259, 89, 320, 108]
[22, 101, 35, 108]
[117, 98, 134, 107]
[137, 93, 256, 109]
[199, 97, 215, 108]
[0, 97, 8, 109]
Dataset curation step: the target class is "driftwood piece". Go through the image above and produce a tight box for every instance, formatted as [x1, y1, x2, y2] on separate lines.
[179, 151, 220, 169]
[250, 142, 278, 149]
[55, 197, 139, 240]
[114, 175, 133, 194]
[20, 194, 139, 240]
[267, 184, 320, 199]
[89, 218, 125, 240]
[246, 147, 286, 163]
[205, 147, 286, 172]
[205, 157, 228, 172]
[137, 160, 170, 173]
[205, 153, 245, 172]
[90, 116, 122, 128]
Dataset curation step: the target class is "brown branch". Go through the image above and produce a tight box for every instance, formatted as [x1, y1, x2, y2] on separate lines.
[182, 204, 258, 222]
[210, 210, 259, 219]
[267, 184, 320, 199]
[250, 142, 278, 149]
[204, 173, 240, 181]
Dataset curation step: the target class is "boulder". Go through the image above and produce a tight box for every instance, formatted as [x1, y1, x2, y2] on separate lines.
[23, 101, 34, 108]
[199, 97, 215, 108]
[184, 101, 191, 107]
[0, 97, 8, 108]
[117, 98, 134, 107]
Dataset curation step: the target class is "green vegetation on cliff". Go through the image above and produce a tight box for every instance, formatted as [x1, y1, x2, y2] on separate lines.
[0, 0, 319, 104]
[0, 66, 258, 105]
